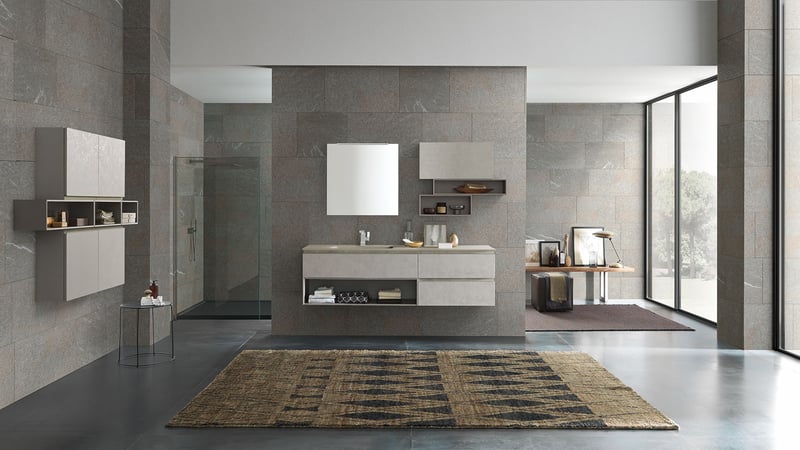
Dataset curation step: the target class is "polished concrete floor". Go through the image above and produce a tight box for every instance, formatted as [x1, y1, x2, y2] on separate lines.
[1, 299, 799, 449]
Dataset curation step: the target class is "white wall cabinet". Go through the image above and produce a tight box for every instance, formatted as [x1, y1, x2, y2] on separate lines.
[15, 127, 133, 302]
[419, 142, 494, 179]
[36, 127, 126, 198]
[40, 228, 125, 302]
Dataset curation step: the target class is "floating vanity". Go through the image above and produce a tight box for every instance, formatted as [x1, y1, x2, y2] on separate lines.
[302, 244, 496, 306]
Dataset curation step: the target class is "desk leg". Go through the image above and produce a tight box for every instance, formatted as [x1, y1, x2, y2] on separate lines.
[118, 307, 122, 363]
[600, 272, 608, 302]
[170, 304, 175, 360]
[135, 309, 140, 367]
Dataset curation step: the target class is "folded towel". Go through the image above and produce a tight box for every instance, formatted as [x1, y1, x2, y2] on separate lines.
[546, 272, 568, 303]
[378, 288, 402, 299]
[314, 286, 334, 296]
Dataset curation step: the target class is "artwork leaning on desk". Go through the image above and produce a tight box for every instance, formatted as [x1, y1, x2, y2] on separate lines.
[572, 226, 605, 267]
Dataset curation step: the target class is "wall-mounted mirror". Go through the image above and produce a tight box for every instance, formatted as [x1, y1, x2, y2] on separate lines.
[326, 143, 399, 216]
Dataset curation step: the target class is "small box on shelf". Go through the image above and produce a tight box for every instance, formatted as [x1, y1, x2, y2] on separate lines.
[419, 194, 472, 216]
[122, 201, 138, 225]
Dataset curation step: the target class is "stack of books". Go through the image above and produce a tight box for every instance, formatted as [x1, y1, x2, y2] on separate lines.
[308, 286, 335, 304]
[377, 288, 402, 304]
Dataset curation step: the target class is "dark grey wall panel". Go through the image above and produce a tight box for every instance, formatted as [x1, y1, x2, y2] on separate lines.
[203, 103, 272, 302]
[272, 66, 526, 337]
[0, 0, 125, 409]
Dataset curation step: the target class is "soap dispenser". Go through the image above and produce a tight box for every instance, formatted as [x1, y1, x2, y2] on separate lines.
[149, 279, 159, 298]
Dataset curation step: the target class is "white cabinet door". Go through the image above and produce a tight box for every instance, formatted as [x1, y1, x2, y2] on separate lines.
[98, 227, 125, 291]
[419, 142, 494, 179]
[65, 128, 99, 197]
[418, 280, 495, 306]
[303, 253, 418, 279]
[65, 229, 99, 301]
[98, 135, 125, 197]
[418, 254, 495, 279]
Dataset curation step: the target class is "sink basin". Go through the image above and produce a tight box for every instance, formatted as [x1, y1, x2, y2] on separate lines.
[317, 244, 397, 250]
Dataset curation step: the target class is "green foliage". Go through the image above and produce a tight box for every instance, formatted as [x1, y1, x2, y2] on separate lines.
[652, 169, 717, 279]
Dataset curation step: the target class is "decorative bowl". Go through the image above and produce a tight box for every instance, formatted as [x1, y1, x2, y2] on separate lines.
[404, 241, 424, 248]
[455, 185, 493, 194]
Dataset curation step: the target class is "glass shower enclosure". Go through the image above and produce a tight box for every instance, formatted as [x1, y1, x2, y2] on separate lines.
[173, 156, 268, 319]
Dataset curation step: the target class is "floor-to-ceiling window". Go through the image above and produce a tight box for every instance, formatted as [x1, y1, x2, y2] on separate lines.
[648, 97, 676, 308]
[780, 0, 800, 355]
[647, 78, 718, 322]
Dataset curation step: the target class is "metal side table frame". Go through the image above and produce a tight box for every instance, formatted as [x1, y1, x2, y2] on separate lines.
[525, 264, 636, 302]
[118, 301, 174, 367]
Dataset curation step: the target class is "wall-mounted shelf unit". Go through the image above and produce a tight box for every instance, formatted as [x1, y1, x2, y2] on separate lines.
[13, 127, 136, 302]
[419, 179, 508, 216]
[14, 199, 138, 231]
[418, 142, 506, 216]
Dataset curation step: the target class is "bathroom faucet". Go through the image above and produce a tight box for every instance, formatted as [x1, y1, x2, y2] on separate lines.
[358, 230, 370, 246]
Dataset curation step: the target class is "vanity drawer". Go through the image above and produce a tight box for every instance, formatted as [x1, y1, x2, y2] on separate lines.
[418, 254, 495, 279]
[303, 253, 417, 279]
[417, 280, 495, 306]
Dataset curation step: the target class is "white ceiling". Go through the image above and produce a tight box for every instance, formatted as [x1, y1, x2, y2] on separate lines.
[170, 1, 718, 104]
[171, 66, 272, 103]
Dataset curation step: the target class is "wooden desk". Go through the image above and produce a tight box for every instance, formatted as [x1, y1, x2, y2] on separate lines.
[525, 264, 635, 302]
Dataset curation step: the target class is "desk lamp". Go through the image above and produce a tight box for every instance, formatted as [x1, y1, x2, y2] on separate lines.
[592, 231, 623, 268]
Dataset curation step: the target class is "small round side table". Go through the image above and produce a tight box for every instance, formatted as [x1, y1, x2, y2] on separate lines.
[118, 301, 174, 367]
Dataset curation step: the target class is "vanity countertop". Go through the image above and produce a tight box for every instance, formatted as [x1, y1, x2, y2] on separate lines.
[303, 244, 494, 254]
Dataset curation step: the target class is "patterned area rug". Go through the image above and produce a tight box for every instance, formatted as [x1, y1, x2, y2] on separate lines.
[168, 350, 677, 430]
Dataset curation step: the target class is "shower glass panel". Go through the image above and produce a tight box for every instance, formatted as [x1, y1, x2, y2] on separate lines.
[174, 156, 267, 319]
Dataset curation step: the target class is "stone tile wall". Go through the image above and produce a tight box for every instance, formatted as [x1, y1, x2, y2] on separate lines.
[0, 0, 204, 409]
[0, 0, 124, 408]
[717, 0, 774, 349]
[271, 66, 526, 336]
[124, 0, 202, 338]
[526, 104, 645, 299]
[203, 103, 271, 303]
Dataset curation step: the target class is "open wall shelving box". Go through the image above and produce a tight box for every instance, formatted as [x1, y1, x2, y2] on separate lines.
[418, 142, 506, 217]
[13, 128, 138, 302]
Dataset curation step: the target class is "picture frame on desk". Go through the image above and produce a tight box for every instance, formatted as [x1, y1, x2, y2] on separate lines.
[572, 226, 605, 267]
[538, 240, 560, 267]
[525, 239, 543, 264]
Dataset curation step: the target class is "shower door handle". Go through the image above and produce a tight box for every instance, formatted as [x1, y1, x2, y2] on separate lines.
[188, 219, 197, 262]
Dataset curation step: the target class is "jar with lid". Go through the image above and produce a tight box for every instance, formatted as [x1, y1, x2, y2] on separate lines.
[436, 202, 447, 214]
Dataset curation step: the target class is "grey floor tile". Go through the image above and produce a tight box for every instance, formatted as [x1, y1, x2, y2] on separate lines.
[0, 302, 799, 450]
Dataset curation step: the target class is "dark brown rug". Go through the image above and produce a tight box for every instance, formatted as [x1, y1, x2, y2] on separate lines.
[168, 349, 678, 430]
[526, 304, 693, 332]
